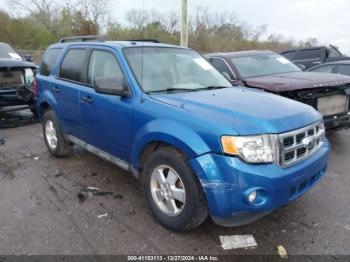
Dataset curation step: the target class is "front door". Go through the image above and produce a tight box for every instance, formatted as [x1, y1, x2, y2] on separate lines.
[79, 49, 133, 161]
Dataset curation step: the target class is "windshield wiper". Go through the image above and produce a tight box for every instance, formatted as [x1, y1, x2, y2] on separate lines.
[147, 88, 195, 94]
[193, 85, 231, 91]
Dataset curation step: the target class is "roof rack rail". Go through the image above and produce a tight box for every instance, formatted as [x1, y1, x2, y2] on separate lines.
[127, 39, 160, 43]
[59, 35, 106, 43]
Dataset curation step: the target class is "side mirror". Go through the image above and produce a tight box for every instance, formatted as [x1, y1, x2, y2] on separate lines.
[297, 64, 306, 71]
[24, 55, 33, 62]
[95, 78, 130, 97]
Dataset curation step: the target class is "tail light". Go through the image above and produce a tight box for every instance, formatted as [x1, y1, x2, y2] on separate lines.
[33, 79, 37, 97]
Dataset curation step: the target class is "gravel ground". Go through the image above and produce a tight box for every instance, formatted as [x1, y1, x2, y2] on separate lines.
[0, 124, 349, 256]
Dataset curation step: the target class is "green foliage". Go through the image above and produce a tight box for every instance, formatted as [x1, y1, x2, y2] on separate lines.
[0, 6, 318, 54]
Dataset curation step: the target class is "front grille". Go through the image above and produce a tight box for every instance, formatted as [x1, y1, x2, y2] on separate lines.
[278, 121, 325, 167]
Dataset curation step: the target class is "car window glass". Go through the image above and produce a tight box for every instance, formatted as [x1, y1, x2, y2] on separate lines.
[336, 65, 350, 76]
[87, 50, 124, 88]
[282, 51, 296, 60]
[295, 49, 321, 60]
[329, 47, 341, 58]
[59, 49, 87, 82]
[231, 54, 300, 78]
[40, 48, 62, 76]
[310, 65, 334, 73]
[124, 47, 231, 93]
[0, 42, 22, 60]
[210, 58, 235, 80]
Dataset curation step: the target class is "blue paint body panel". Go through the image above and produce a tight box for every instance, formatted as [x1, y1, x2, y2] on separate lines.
[35, 40, 330, 224]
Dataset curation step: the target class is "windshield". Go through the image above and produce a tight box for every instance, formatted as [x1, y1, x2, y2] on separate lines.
[231, 53, 301, 78]
[123, 47, 231, 93]
[0, 43, 22, 60]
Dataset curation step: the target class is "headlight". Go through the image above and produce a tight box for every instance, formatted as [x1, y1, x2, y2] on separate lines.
[221, 135, 276, 163]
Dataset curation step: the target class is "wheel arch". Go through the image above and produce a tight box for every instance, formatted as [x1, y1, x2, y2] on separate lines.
[131, 120, 211, 171]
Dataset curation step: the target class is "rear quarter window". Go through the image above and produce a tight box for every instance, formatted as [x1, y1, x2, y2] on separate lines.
[39, 48, 62, 76]
[59, 49, 88, 82]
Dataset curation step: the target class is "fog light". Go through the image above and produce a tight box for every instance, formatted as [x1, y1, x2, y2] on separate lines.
[248, 191, 257, 203]
[243, 187, 269, 207]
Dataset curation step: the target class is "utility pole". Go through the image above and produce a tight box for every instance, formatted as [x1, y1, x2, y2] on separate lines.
[180, 0, 188, 47]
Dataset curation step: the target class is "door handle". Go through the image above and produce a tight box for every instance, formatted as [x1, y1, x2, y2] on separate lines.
[81, 96, 94, 104]
[51, 86, 60, 93]
[312, 62, 322, 65]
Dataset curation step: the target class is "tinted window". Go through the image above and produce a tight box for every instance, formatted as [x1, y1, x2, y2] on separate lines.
[59, 49, 87, 82]
[295, 49, 322, 60]
[210, 58, 235, 80]
[310, 65, 334, 73]
[40, 48, 62, 76]
[87, 50, 124, 87]
[336, 65, 350, 76]
[282, 51, 296, 60]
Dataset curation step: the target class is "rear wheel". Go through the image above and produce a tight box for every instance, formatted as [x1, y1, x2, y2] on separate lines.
[142, 147, 208, 231]
[42, 110, 72, 157]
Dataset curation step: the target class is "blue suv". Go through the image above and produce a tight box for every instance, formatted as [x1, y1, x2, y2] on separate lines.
[35, 36, 330, 231]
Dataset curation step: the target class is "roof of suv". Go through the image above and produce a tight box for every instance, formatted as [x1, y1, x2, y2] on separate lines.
[49, 40, 183, 50]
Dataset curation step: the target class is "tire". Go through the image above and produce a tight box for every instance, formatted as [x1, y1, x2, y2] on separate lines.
[142, 146, 208, 231]
[42, 110, 72, 157]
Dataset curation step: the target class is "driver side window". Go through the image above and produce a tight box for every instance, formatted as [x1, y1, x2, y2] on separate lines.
[87, 50, 124, 89]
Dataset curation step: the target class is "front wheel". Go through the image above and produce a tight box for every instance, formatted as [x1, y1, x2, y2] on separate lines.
[142, 147, 208, 231]
[42, 110, 72, 157]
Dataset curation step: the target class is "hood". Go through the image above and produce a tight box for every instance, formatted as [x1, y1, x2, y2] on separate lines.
[150, 87, 320, 135]
[243, 71, 350, 92]
[0, 58, 36, 69]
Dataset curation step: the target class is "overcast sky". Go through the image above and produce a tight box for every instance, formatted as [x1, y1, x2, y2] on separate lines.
[2, 0, 350, 54]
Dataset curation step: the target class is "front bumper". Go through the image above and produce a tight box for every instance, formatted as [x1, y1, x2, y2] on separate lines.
[189, 140, 330, 226]
[324, 112, 350, 131]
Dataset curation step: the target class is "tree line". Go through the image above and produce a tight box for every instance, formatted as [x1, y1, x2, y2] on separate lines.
[0, 0, 319, 53]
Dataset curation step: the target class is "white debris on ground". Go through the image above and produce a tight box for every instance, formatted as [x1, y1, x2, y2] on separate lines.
[277, 245, 288, 259]
[219, 235, 257, 250]
[97, 213, 108, 219]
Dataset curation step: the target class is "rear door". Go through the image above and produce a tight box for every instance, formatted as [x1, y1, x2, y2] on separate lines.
[79, 48, 133, 161]
[53, 48, 89, 137]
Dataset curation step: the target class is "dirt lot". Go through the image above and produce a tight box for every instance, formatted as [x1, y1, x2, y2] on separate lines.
[0, 123, 349, 256]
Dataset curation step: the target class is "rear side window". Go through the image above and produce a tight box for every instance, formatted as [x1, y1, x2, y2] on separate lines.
[39, 48, 62, 76]
[295, 49, 322, 60]
[59, 49, 87, 82]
